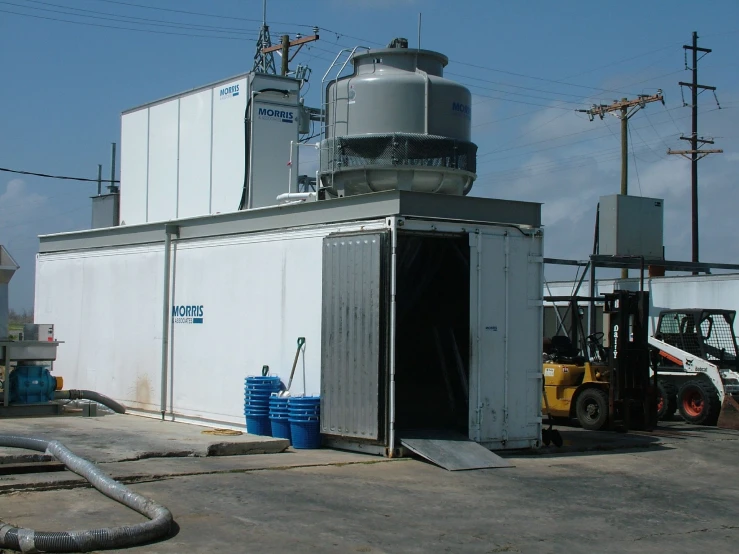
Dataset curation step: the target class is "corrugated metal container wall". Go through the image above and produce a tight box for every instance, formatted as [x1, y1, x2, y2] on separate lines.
[320, 232, 388, 440]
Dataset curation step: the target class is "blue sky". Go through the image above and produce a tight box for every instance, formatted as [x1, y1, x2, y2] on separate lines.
[1, 0, 738, 310]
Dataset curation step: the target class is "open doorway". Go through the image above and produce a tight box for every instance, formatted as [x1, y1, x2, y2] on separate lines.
[394, 232, 471, 435]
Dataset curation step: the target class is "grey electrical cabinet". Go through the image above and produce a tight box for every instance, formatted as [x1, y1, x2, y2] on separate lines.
[598, 194, 664, 259]
[91, 193, 120, 229]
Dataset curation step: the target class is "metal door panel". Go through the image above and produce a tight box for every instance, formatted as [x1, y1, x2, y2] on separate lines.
[470, 231, 543, 447]
[321, 232, 388, 440]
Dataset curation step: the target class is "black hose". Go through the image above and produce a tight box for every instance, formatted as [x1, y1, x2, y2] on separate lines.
[54, 390, 126, 414]
[0, 435, 172, 552]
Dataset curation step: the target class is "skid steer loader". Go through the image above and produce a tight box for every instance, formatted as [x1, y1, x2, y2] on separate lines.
[650, 309, 739, 429]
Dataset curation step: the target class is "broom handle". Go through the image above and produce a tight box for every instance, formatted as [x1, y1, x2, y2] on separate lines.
[286, 337, 306, 391]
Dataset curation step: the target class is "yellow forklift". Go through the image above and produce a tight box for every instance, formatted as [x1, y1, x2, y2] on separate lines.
[542, 291, 655, 439]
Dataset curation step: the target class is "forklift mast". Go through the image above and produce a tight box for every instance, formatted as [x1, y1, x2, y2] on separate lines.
[604, 290, 655, 431]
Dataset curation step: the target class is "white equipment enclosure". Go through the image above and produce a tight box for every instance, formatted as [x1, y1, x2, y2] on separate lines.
[35, 192, 544, 454]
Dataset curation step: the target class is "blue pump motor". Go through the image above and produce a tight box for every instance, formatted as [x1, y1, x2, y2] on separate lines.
[9, 365, 58, 404]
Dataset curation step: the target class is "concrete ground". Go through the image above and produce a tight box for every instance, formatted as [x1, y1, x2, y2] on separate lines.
[1, 420, 738, 553]
[0, 414, 288, 463]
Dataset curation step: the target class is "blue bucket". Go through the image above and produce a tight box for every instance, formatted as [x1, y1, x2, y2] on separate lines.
[287, 396, 321, 448]
[245, 414, 272, 436]
[270, 418, 291, 442]
[290, 420, 321, 449]
[246, 376, 282, 383]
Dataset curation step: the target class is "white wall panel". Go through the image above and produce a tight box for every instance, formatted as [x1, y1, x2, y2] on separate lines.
[147, 101, 180, 222]
[35, 220, 386, 426]
[210, 77, 247, 215]
[119, 109, 149, 225]
[178, 90, 213, 219]
[544, 274, 739, 335]
[35, 247, 164, 412]
[169, 230, 326, 424]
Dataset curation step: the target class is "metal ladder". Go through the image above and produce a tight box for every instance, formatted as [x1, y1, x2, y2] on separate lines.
[319, 46, 368, 195]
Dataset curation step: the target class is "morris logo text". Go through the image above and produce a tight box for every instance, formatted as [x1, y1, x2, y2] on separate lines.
[219, 84, 240, 99]
[452, 101, 471, 118]
[258, 107, 295, 123]
[172, 305, 204, 324]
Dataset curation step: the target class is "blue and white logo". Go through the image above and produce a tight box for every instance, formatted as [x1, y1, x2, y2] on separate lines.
[219, 84, 240, 100]
[172, 305, 204, 324]
[258, 107, 295, 123]
[452, 101, 471, 119]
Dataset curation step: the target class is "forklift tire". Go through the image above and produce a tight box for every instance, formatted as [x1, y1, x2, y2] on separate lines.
[575, 388, 609, 431]
[657, 380, 678, 420]
[678, 379, 721, 426]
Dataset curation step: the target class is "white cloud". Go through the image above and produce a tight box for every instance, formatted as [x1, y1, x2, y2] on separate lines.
[472, 90, 739, 278]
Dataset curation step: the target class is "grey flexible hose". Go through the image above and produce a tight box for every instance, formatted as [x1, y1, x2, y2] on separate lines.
[53, 390, 126, 414]
[0, 435, 173, 552]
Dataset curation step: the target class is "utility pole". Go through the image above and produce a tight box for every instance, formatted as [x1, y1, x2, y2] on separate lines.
[253, 0, 276, 74]
[97, 164, 102, 196]
[579, 91, 664, 278]
[280, 35, 290, 77]
[667, 32, 722, 268]
[263, 33, 320, 77]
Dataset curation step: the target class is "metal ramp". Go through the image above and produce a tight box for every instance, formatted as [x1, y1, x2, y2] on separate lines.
[399, 431, 512, 471]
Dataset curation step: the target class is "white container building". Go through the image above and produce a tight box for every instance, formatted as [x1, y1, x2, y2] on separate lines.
[36, 193, 544, 453]
[34, 40, 546, 459]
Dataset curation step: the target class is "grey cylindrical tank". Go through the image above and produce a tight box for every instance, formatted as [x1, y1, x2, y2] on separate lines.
[320, 42, 477, 197]
[327, 49, 471, 141]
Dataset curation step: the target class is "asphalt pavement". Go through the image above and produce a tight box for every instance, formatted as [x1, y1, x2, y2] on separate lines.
[1, 420, 738, 553]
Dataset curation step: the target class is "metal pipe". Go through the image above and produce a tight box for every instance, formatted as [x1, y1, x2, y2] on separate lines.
[416, 69, 429, 134]
[247, 90, 258, 209]
[288, 140, 294, 193]
[387, 217, 399, 456]
[474, 231, 483, 442]
[589, 203, 600, 337]
[417, 12, 422, 50]
[110, 142, 117, 193]
[276, 192, 315, 203]
[160, 225, 178, 420]
[503, 232, 510, 444]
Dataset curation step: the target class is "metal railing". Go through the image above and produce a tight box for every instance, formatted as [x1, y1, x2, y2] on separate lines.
[319, 46, 369, 195]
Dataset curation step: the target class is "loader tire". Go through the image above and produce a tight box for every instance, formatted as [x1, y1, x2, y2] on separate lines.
[678, 379, 721, 426]
[576, 388, 609, 431]
[657, 380, 678, 420]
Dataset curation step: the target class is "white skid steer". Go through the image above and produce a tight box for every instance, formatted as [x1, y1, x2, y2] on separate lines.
[649, 309, 739, 429]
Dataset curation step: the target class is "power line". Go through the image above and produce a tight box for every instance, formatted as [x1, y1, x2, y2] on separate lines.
[447, 71, 612, 102]
[13, 0, 260, 35]
[90, 0, 310, 29]
[449, 59, 643, 97]
[476, 108, 691, 165]
[0, 7, 255, 39]
[0, 167, 119, 183]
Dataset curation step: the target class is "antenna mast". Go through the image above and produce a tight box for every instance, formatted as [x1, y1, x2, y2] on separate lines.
[253, 0, 276, 74]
